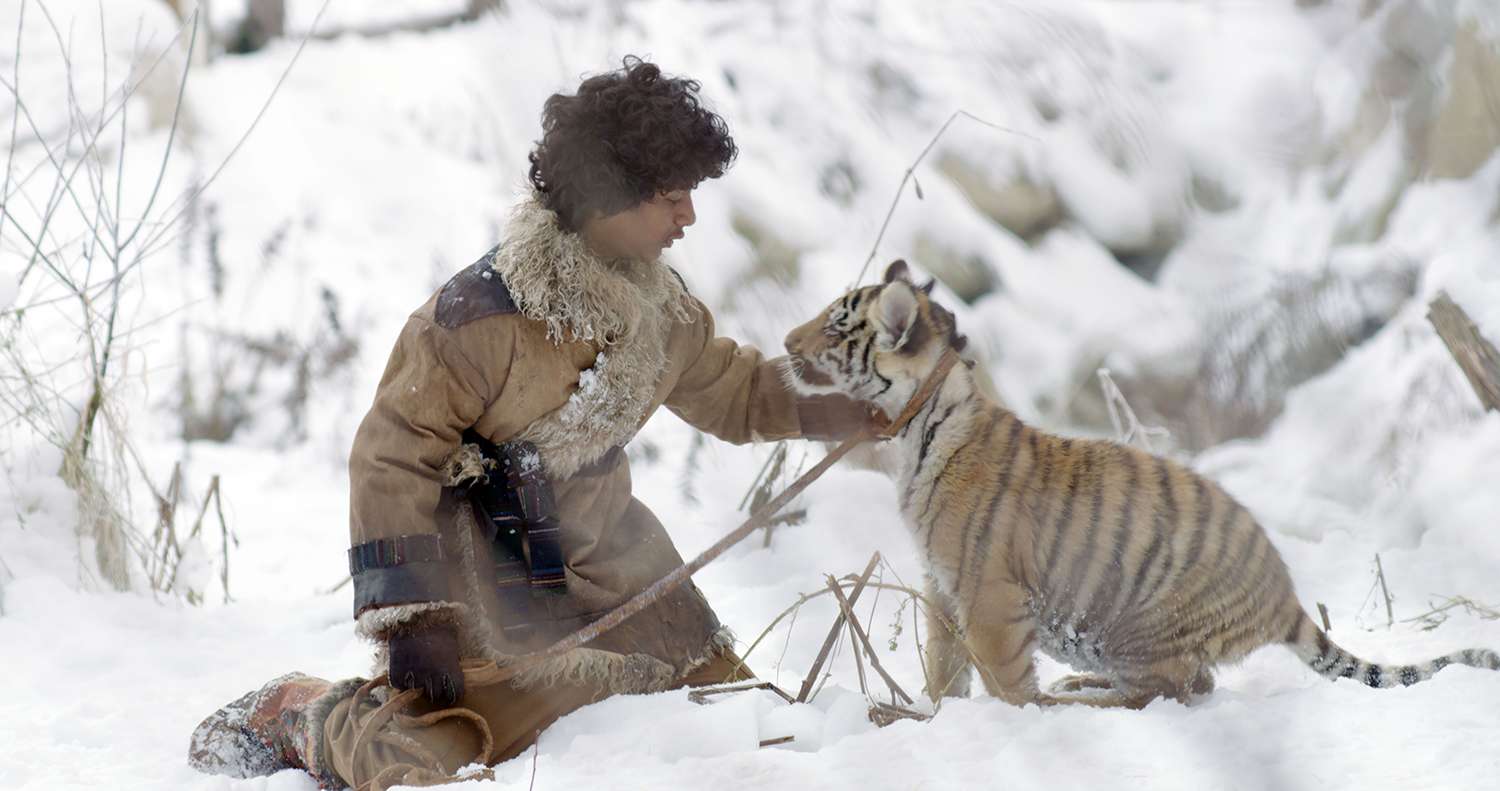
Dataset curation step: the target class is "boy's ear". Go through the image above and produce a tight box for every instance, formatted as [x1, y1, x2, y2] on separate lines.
[882, 259, 912, 284]
[875, 281, 919, 349]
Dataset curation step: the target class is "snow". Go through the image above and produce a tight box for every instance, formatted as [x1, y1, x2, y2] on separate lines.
[3, 1, 1500, 790]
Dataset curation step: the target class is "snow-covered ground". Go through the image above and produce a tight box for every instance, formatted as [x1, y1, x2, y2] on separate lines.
[4, 1, 1500, 789]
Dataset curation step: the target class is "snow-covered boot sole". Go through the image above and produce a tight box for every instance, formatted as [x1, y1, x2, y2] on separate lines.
[188, 672, 335, 779]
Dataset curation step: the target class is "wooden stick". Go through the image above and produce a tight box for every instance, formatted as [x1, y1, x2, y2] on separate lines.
[1375, 554, 1394, 629]
[796, 553, 881, 702]
[688, 681, 796, 706]
[758, 736, 795, 748]
[1317, 602, 1332, 632]
[1428, 291, 1500, 412]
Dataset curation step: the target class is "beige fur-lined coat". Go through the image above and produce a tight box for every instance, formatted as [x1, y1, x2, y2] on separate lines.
[347, 197, 860, 693]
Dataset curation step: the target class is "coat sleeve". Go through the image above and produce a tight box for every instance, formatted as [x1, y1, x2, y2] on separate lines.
[346, 314, 508, 619]
[665, 299, 870, 444]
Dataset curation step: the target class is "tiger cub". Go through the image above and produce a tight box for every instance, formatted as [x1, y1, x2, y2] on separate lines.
[782, 259, 1499, 708]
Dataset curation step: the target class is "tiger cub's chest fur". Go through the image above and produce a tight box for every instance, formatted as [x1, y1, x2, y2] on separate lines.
[897, 401, 1038, 595]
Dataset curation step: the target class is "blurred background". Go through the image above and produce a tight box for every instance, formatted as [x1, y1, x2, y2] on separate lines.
[2, 2, 1499, 789]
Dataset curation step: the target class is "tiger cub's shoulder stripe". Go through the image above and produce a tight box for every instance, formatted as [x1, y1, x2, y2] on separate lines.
[954, 415, 1026, 608]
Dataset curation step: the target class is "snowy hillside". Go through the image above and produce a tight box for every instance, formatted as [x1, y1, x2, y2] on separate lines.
[3, 1, 1500, 789]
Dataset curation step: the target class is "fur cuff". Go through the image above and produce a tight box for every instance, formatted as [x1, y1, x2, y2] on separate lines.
[354, 602, 466, 643]
[502, 625, 739, 696]
[505, 648, 679, 695]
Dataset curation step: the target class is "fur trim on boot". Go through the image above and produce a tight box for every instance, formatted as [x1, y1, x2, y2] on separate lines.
[187, 673, 361, 788]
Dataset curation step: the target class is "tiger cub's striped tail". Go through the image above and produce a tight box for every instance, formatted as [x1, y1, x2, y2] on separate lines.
[1287, 613, 1500, 688]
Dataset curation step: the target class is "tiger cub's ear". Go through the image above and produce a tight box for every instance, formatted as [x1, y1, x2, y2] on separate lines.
[883, 259, 912, 284]
[876, 281, 919, 350]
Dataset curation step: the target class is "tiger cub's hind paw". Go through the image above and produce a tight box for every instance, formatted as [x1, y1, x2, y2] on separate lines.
[1047, 674, 1116, 695]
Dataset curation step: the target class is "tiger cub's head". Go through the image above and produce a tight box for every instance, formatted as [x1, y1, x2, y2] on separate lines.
[783, 260, 967, 404]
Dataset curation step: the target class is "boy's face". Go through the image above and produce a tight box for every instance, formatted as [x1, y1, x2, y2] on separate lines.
[581, 187, 696, 262]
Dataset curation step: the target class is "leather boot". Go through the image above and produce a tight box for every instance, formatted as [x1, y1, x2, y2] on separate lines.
[188, 672, 357, 786]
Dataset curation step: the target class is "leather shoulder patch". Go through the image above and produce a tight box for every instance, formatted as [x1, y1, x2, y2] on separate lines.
[434, 245, 518, 330]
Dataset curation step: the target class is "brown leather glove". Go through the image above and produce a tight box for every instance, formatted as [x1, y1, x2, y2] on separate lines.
[796, 394, 892, 441]
[389, 616, 465, 706]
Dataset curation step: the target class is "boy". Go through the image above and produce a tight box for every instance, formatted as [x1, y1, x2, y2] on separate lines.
[188, 56, 880, 789]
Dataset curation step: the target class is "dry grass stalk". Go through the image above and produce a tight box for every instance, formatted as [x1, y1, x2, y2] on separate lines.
[688, 681, 796, 706]
[1374, 553, 1394, 629]
[1401, 595, 1500, 631]
[845, 600, 870, 698]
[868, 702, 932, 728]
[528, 731, 539, 791]
[1098, 367, 1170, 451]
[739, 442, 795, 547]
[737, 571, 973, 706]
[758, 736, 795, 748]
[1, 2, 320, 601]
[1427, 291, 1500, 412]
[827, 574, 915, 706]
[186, 474, 234, 604]
[796, 552, 881, 702]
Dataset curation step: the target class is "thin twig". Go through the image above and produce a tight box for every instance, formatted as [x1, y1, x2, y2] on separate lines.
[3, 13, 191, 282]
[0, 0, 27, 253]
[528, 732, 539, 791]
[1400, 595, 1500, 631]
[1374, 554, 1394, 630]
[115, 9, 198, 252]
[854, 109, 1040, 286]
[1098, 367, 1170, 451]
[738, 443, 782, 511]
[213, 475, 232, 603]
[139, 0, 335, 261]
[688, 681, 796, 706]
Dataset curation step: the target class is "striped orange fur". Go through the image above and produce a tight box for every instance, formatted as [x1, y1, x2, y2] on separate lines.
[782, 260, 1498, 708]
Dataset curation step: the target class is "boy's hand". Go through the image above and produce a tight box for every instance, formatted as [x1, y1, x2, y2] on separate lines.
[389, 618, 465, 706]
[796, 395, 891, 441]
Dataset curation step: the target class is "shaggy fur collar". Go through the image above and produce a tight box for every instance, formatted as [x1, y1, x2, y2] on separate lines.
[488, 194, 695, 346]
[486, 195, 698, 480]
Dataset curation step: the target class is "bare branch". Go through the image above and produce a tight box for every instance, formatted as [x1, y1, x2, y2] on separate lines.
[854, 110, 1039, 286]
[116, 9, 197, 252]
[141, 0, 335, 258]
[0, 0, 28, 253]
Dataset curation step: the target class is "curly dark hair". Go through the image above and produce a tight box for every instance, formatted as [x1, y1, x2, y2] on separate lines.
[527, 56, 738, 232]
